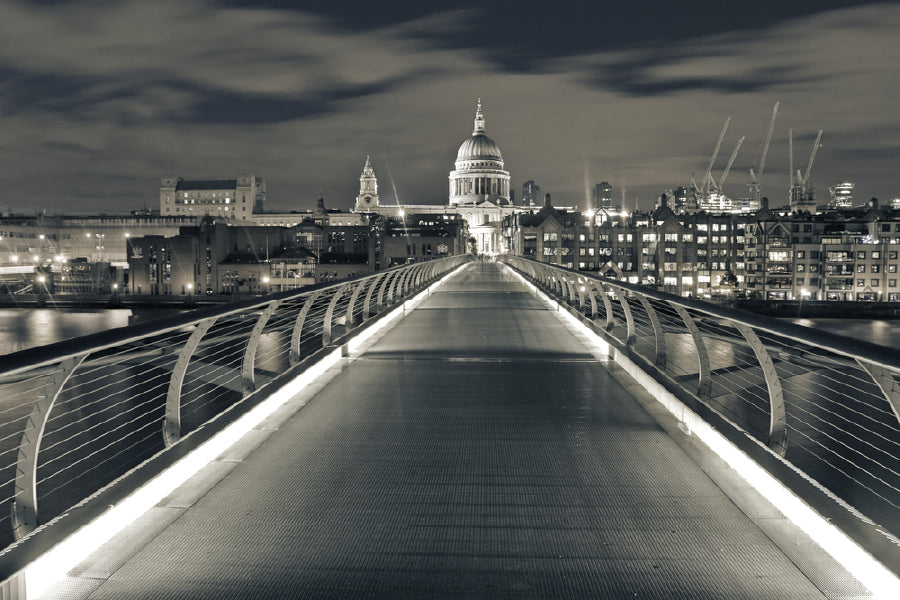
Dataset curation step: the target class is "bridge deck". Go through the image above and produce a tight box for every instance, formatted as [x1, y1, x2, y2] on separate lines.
[44, 262, 864, 599]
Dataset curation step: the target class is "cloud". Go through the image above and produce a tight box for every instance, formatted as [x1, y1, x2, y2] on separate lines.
[0, 1, 898, 213]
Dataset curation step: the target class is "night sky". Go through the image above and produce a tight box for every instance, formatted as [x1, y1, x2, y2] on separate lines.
[1, 0, 898, 214]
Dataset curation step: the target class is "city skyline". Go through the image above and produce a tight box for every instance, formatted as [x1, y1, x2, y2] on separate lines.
[1, 0, 899, 214]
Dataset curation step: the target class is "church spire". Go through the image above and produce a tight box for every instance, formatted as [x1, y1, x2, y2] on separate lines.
[354, 154, 378, 211]
[473, 98, 485, 135]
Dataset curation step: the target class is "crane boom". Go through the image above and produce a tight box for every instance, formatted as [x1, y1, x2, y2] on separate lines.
[789, 128, 794, 188]
[803, 130, 823, 184]
[748, 102, 779, 200]
[718, 136, 744, 191]
[757, 102, 779, 183]
[703, 117, 730, 194]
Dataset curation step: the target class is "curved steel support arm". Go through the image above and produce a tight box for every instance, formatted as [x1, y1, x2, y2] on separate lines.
[598, 283, 615, 331]
[377, 271, 393, 309]
[636, 294, 666, 370]
[323, 284, 350, 345]
[12, 354, 88, 539]
[290, 291, 322, 365]
[669, 303, 712, 401]
[346, 279, 368, 327]
[856, 360, 900, 428]
[363, 273, 385, 320]
[734, 322, 788, 455]
[164, 317, 217, 447]
[242, 301, 282, 397]
[617, 291, 635, 346]
[586, 285, 598, 319]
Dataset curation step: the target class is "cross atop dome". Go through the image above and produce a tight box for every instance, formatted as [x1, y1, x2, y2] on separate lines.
[473, 98, 485, 135]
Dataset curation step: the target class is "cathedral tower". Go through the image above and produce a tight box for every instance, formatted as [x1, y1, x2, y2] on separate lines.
[354, 155, 379, 211]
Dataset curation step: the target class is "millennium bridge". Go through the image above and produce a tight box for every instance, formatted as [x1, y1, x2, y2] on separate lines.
[0, 256, 898, 599]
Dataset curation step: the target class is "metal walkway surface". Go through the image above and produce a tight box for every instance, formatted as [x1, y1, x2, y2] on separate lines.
[43, 262, 866, 599]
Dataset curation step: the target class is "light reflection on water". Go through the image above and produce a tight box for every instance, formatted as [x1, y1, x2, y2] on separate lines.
[786, 318, 900, 350]
[0, 308, 187, 355]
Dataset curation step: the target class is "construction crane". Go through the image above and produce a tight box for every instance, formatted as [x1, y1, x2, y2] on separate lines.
[701, 117, 730, 197]
[789, 129, 823, 210]
[800, 130, 823, 187]
[789, 128, 794, 195]
[748, 101, 779, 202]
[717, 136, 745, 194]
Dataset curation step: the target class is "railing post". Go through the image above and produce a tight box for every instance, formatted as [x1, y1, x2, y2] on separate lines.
[733, 322, 788, 455]
[242, 301, 282, 397]
[164, 317, 217, 447]
[856, 360, 900, 427]
[290, 291, 322, 365]
[323, 284, 350, 346]
[636, 294, 666, 370]
[12, 354, 88, 540]
[668, 303, 712, 401]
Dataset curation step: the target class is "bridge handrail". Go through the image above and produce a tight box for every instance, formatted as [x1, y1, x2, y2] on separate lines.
[500, 256, 900, 567]
[0, 255, 470, 551]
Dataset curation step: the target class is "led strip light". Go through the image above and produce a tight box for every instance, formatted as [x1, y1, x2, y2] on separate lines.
[18, 262, 471, 600]
[502, 263, 900, 600]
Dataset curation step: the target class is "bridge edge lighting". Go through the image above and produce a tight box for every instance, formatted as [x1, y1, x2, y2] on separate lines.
[500, 262, 900, 600]
[16, 262, 470, 600]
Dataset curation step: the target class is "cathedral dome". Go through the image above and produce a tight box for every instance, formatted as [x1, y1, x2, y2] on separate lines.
[448, 99, 511, 208]
[457, 133, 502, 162]
[455, 99, 503, 165]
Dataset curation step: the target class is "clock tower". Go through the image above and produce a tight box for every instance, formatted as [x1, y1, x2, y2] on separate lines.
[354, 155, 379, 212]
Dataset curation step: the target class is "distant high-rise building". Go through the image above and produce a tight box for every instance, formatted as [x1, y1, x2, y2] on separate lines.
[591, 182, 614, 212]
[522, 180, 541, 207]
[828, 181, 854, 209]
[671, 186, 689, 213]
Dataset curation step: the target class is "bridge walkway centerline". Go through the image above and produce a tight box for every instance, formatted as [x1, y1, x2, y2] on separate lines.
[42, 261, 866, 599]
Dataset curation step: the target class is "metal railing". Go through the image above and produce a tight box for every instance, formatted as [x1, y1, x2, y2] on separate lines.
[0, 255, 470, 552]
[501, 256, 900, 567]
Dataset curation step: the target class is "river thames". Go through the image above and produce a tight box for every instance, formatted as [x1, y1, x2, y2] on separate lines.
[0, 307, 188, 353]
[2, 307, 900, 353]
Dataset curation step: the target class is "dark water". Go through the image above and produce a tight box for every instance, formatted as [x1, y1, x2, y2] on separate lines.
[787, 318, 900, 350]
[0, 307, 188, 354]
